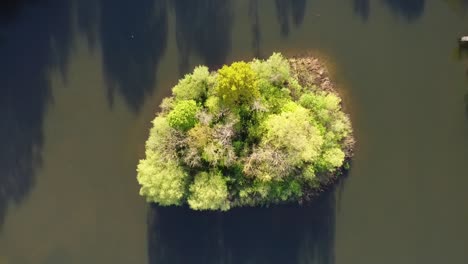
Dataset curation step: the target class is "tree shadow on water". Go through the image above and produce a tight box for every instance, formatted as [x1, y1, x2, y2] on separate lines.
[249, 0, 262, 58]
[353, 0, 370, 21]
[147, 186, 339, 264]
[0, 0, 74, 230]
[0, 0, 40, 24]
[172, 0, 233, 74]
[382, 0, 425, 21]
[99, 0, 168, 112]
[352, 0, 425, 22]
[274, 0, 307, 37]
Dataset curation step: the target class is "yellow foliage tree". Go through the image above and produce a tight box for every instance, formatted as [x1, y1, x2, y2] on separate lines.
[215, 61, 259, 108]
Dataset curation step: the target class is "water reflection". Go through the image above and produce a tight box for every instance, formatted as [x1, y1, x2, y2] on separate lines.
[172, 0, 233, 74]
[147, 187, 338, 264]
[0, 0, 74, 229]
[274, 0, 307, 37]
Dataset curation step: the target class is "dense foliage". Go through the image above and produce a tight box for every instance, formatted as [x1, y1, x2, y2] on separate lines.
[137, 53, 353, 211]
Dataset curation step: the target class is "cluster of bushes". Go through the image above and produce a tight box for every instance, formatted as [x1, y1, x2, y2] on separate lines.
[137, 53, 353, 211]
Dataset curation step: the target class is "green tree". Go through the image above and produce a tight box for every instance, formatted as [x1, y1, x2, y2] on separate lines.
[167, 100, 199, 131]
[172, 66, 212, 101]
[188, 170, 230, 211]
[261, 103, 323, 167]
[145, 116, 180, 161]
[237, 177, 303, 205]
[251, 52, 291, 86]
[243, 145, 291, 181]
[315, 147, 345, 172]
[137, 152, 188, 206]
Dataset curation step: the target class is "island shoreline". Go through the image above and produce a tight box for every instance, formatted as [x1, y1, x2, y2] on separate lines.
[288, 54, 356, 203]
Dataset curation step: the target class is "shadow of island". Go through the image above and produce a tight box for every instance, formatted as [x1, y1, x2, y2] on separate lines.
[147, 182, 342, 264]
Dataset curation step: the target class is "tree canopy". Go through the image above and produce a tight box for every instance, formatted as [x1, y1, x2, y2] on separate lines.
[137, 53, 353, 211]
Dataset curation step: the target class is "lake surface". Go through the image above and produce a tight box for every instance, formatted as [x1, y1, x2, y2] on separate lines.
[1, 0, 468, 263]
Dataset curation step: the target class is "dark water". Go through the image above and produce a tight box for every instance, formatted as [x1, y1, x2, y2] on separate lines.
[1, 0, 468, 263]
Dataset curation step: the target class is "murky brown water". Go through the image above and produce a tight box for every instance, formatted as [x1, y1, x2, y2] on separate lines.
[1, 0, 468, 263]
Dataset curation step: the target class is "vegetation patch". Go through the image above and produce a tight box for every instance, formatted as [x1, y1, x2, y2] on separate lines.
[137, 53, 355, 211]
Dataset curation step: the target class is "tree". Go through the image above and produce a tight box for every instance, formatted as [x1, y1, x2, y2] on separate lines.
[172, 66, 212, 101]
[137, 152, 188, 206]
[215, 61, 259, 108]
[315, 147, 345, 172]
[167, 100, 199, 131]
[251, 52, 291, 86]
[243, 144, 291, 181]
[261, 103, 323, 167]
[188, 170, 230, 211]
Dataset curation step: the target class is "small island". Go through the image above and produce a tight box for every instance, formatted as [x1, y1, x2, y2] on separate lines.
[137, 53, 354, 211]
